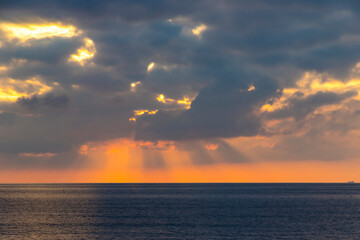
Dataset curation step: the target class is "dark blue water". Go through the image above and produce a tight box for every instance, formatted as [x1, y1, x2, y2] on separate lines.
[0, 184, 360, 239]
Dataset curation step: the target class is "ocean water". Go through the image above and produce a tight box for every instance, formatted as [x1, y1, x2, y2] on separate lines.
[0, 184, 360, 239]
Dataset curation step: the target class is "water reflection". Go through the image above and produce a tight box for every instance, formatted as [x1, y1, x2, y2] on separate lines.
[1, 184, 360, 239]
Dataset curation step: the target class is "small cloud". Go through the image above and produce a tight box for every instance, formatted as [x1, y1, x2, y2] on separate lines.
[205, 144, 218, 150]
[147, 62, 155, 72]
[69, 38, 96, 65]
[248, 85, 255, 92]
[130, 81, 141, 92]
[192, 24, 207, 36]
[19, 152, 58, 157]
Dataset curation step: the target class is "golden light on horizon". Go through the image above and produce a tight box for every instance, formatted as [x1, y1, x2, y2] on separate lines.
[0, 77, 52, 102]
[69, 38, 96, 65]
[0, 22, 80, 42]
[3, 159, 360, 183]
[2, 136, 360, 183]
[12, 138, 358, 183]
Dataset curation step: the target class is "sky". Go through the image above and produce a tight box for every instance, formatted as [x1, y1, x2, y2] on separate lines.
[1, 0, 360, 182]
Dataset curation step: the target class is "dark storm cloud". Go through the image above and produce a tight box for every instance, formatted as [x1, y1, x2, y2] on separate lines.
[1, 0, 360, 167]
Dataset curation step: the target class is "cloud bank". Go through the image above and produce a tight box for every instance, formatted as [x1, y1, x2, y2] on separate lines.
[1, 0, 360, 169]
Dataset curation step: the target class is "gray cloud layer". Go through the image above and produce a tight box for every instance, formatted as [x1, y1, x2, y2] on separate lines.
[1, 0, 360, 167]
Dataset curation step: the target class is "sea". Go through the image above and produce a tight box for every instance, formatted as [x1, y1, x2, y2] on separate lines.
[0, 183, 359, 239]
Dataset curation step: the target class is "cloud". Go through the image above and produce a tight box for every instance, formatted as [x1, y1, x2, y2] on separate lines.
[267, 90, 357, 120]
[1, 1, 360, 169]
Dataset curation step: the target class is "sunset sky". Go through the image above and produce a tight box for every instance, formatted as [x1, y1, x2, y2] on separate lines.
[1, 0, 360, 182]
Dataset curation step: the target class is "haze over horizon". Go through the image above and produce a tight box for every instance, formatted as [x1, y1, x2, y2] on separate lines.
[1, 0, 360, 183]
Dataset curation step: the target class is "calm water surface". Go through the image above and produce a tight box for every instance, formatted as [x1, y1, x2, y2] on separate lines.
[0, 183, 360, 239]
